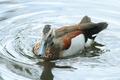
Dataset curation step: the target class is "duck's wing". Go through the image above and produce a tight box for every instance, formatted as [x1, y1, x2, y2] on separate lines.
[55, 16, 108, 41]
[79, 16, 108, 31]
[80, 22, 108, 38]
[79, 16, 108, 42]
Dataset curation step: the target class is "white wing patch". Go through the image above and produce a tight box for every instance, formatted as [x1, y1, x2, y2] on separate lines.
[63, 34, 85, 57]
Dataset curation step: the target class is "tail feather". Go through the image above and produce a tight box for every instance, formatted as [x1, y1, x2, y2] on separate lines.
[83, 22, 108, 42]
[79, 16, 108, 42]
[84, 22, 108, 35]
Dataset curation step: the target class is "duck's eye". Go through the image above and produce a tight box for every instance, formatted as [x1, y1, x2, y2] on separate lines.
[51, 42, 54, 46]
[47, 41, 54, 47]
[48, 34, 52, 38]
[47, 34, 53, 42]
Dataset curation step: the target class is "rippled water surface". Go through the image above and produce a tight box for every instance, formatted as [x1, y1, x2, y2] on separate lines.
[0, 0, 120, 80]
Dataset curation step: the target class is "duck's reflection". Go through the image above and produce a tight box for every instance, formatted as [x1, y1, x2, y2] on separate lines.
[81, 41, 105, 57]
[38, 61, 54, 80]
[37, 61, 74, 80]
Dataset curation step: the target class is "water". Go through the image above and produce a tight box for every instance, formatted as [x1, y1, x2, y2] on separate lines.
[0, 0, 120, 80]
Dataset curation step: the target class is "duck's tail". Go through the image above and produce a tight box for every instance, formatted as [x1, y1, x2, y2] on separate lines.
[79, 16, 108, 42]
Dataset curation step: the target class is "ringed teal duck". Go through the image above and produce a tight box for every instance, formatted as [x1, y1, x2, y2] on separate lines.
[33, 16, 108, 60]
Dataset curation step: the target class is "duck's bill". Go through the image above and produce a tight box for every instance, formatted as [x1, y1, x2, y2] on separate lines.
[39, 39, 46, 57]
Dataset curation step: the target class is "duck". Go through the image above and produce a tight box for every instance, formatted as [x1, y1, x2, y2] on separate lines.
[33, 16, 108, 60]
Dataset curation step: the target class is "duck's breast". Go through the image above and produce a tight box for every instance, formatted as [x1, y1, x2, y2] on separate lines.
[62, 34, 85, 57]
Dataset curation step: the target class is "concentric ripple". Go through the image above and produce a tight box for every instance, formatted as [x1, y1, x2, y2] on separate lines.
[0, 0, 120, 80]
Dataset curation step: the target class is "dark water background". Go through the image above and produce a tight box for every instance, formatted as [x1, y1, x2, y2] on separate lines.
[0, 0, 120, 80]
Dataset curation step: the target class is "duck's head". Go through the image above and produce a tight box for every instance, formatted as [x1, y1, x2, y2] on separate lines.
[39, 25, 59, 60]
